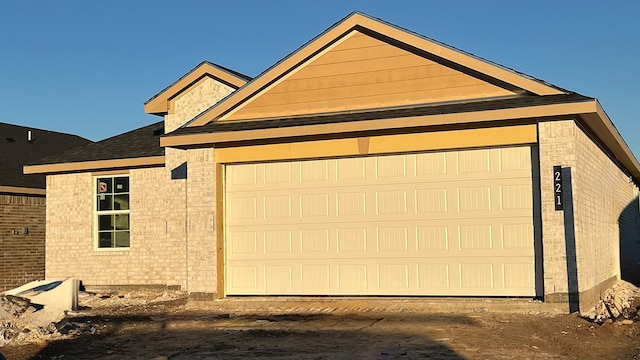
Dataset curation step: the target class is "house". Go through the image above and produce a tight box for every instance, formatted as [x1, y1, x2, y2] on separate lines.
[0, 122, 91, 291]
[24, 12, 640, 312]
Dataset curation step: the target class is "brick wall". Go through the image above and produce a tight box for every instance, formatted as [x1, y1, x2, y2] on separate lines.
[185, 148, 217, 295]
[573, 124, 638, 289]
[620, 196, 640, 285]
[45, 76, 231, 293]
[538, 120, 639, 310]
[0, 193, 46, 291]
[45, 166, 189, 288]
[165, 76, 235, 133]
[46, 173, 96, 282]
[539, 120, 574, 297]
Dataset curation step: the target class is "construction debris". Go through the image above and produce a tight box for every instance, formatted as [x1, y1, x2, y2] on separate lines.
[0, 286, 186, 348]
[4, 279, 80, 328]
[0, 279, 82, 347]
[582, 281, 640, 324]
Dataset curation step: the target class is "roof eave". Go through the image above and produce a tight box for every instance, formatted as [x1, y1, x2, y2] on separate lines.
[24, 156, 165, 175]
[160, 100, 595, 148]
[0, 185, 46, 196]
[579, 101, 640, 182]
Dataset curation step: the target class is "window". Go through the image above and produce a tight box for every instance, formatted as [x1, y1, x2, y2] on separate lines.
[96, 176, 130, 248]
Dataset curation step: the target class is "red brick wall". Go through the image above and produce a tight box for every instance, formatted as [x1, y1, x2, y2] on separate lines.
[0, 193, 46, 291]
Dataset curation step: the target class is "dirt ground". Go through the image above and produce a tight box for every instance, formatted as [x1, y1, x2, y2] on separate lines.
[2, 291, 640, 360]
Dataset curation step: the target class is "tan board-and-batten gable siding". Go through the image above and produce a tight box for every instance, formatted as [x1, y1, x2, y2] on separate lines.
[222, 30, 516, 121]
[185, 12, 563, 127]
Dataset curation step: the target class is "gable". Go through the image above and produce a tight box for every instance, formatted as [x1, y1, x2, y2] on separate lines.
[186, 12, 563, 127]
[224, 30, 516, 121]
[144, 61, 250, 116]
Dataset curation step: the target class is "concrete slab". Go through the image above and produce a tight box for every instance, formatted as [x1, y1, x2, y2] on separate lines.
[187, 296, 567, 315]
[3, 278, 79, 327]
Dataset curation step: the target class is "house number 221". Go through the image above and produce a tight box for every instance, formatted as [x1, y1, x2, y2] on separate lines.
[553, 165, 563, 210]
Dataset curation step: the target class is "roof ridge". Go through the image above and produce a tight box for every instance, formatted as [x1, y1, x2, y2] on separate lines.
[0, 122, 91, 141]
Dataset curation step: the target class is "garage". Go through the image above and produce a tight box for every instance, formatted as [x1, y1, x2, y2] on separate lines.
[224, 145, 536, 296]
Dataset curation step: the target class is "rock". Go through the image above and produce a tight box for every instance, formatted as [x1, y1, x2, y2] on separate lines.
[581, 281, 640, 324]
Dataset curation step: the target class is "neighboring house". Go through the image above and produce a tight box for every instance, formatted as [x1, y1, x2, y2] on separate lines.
[0, 123, 91, 291]
[24, 12, 640, 312]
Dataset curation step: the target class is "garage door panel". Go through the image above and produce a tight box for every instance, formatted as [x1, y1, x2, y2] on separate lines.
[225, 146, 536, 296]
[226, 258, 535, 296]
[502, 263, 535, 289]
[227, 220, 533, 260]
[265, 265, 294, 293]
[226, 184, 533, 224]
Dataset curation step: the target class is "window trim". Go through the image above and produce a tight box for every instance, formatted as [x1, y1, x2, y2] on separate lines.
[94, 174, 131, 251]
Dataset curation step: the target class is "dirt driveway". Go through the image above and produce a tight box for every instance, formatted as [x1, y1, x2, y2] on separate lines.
[2, 292, 640, 360]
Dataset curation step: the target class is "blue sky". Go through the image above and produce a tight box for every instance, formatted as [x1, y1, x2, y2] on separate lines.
[1, 1, 638, 156]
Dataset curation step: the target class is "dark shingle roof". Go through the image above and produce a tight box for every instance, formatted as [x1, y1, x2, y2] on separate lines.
[0, 123, 92, 189]
[29, 121, 165, 166]
[166, 93, 593, 138]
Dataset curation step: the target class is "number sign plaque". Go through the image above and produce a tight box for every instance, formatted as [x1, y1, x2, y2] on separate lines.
[553, 166, 563, 210]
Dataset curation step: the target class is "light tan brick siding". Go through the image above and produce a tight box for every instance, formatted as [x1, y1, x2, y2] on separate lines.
[538, 120, 639, 299]
[0, 193, 46, 290]
[46, 165, 189, 288]
[164, 76, 235, 133]
[45, 74, 229, 292]
[46, 173, 94, 282]
[186, 148, 217, 294]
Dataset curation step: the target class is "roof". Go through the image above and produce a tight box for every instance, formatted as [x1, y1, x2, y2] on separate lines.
[144, 61, 252, 116]
[0, 123, 91, 192]
[24, 121, 164, 175]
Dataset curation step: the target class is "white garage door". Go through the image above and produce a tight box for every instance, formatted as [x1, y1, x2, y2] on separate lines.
[224, 146, 535, 296]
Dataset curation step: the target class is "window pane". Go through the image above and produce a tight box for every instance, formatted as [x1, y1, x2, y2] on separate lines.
[98, 215, 113, 231]
[114, 214, 129, 230]
[115, 231, 130, 247]
[114, 177, 129, 193]
[95, 175, 130, 249]
[97, 194, 113, 211]
[114, 194, 129, 210]
[97, 178, 113, 194]
[98, 232, 113, 248]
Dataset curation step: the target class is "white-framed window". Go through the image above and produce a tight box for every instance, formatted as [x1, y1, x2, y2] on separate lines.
[95, 175, 130, 248]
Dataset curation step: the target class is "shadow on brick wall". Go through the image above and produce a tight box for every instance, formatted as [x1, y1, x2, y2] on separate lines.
[620, 195, 640, 286]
